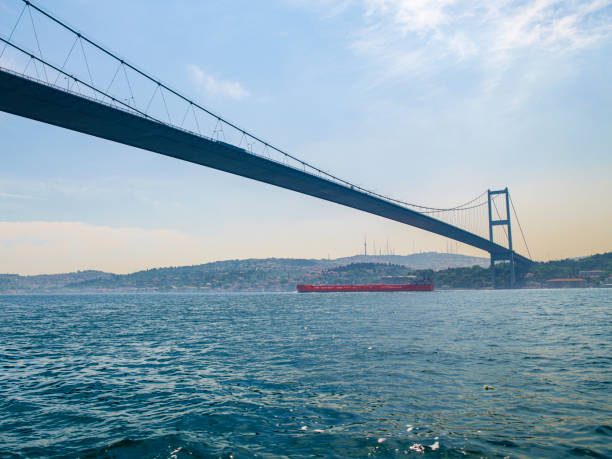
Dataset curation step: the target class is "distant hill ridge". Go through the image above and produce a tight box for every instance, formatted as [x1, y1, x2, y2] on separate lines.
[332, 252, 488, 269]
[0, 252, 487, 293]
[2, 251, 611, 292]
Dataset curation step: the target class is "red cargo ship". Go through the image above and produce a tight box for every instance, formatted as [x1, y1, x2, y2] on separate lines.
[296, 282, 433, 293]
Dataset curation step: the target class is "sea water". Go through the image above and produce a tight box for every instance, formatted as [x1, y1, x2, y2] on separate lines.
[0, 289, 610, 457]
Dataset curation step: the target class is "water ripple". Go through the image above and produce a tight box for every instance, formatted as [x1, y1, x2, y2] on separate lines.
[0, 289, 610, 457]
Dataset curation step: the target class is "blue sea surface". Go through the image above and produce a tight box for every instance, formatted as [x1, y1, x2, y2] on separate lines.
[0, 289, 610, 458]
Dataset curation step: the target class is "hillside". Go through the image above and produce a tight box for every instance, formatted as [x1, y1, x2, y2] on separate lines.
[0, 270, 112, 293]
[0, 252, 487, 293]
[332, 252, 488, 270]
[2, 252, 609, 293]
[413, 252, 612, 289]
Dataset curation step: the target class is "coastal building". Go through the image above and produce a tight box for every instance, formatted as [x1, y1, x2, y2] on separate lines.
[524, 280, 541, 288]
[545, 278, 587, 288]
[578, 270, 605, 279]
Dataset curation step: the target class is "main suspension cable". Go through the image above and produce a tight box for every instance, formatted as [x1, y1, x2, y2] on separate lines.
[509, 195, 532, 259]
[5, 0, 500, 226]
[15, 0, 493, 217]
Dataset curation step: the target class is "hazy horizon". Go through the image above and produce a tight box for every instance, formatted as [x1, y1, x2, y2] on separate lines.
[3, 250, 489, 276]
[4, 249, 609, 277]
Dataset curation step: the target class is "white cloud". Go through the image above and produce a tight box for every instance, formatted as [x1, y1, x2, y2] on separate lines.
[0, 192, 39, 200]
[302, 0, 612, 82]
[187, 64, 250, 100]
[486, 0, 612, 56]
[363, 0, 455, 34]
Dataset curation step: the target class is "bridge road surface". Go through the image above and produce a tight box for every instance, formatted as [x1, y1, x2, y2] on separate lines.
[0, 68, 531, 265]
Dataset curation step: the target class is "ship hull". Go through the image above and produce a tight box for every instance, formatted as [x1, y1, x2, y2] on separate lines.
[296, 283, 434, 293]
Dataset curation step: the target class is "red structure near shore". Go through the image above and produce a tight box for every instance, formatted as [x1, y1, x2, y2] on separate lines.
[296, 282, 434, 292]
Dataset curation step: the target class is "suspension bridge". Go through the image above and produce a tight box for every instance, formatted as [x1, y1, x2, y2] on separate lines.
[0, 0, 533, 286]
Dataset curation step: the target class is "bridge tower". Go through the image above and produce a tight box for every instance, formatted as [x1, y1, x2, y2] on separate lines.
[487, 188, 515, 288]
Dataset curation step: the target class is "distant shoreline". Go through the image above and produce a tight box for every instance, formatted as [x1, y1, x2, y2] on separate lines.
[1, 251, 610, 293]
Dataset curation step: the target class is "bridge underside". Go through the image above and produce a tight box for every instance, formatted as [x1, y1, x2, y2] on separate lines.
[0, 69, 531, 265]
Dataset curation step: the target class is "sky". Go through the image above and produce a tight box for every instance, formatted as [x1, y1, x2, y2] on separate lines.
[0, 0, 611, 275]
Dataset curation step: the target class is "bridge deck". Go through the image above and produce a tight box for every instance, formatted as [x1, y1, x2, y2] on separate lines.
[0, 68, 530, 264]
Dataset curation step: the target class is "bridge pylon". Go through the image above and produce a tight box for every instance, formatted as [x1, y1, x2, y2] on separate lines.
[487, 188, 515, 288]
